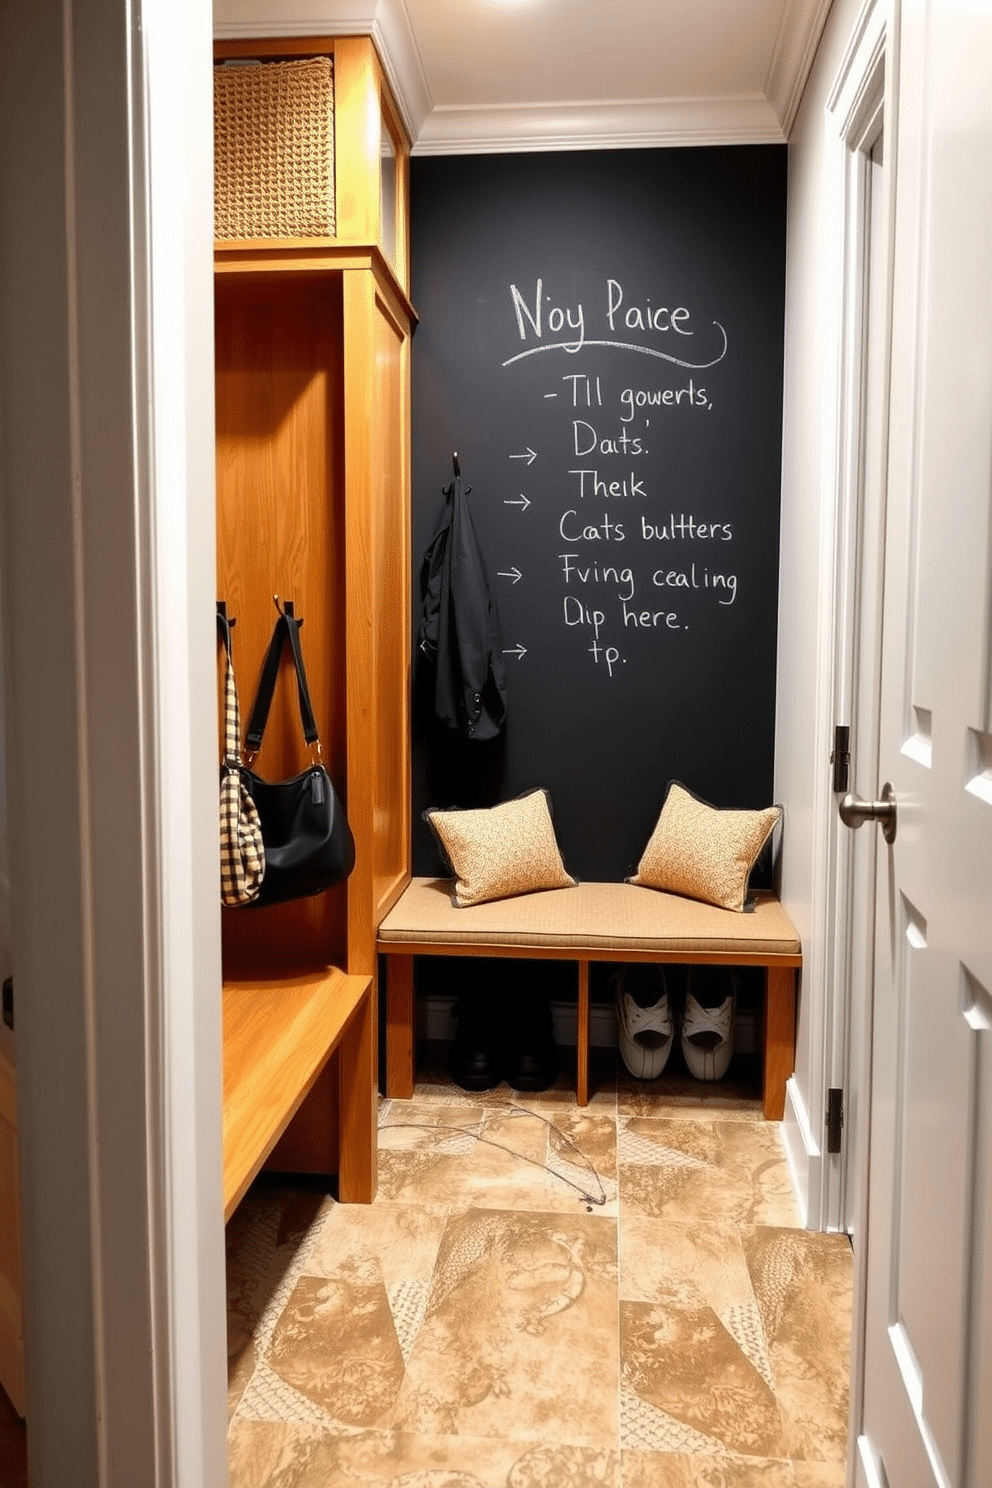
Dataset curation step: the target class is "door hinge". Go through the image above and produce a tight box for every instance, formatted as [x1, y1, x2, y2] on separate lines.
[2, 977, 12, 1031]
[826, 1087, 844, 1154]
[831, 725, 851, 794]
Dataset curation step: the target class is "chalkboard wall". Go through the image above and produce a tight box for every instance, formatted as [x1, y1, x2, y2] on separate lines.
[410, 147, 787, 884]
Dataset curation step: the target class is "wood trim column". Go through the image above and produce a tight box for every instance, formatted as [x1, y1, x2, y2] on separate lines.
[343, 267, 377, 980]
[577, 961, 590, 1106]
[385, 955, 415, 1098]
[332, 38, 379, 244]
[337, 985, 377, 1203]
[763, 965, 798, 1121]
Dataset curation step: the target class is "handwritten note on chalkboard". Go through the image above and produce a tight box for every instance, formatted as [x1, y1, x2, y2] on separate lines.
[410, 148, 787, 883]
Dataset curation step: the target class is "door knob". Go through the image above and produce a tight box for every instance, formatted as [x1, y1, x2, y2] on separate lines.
[838, 781, 897, 844]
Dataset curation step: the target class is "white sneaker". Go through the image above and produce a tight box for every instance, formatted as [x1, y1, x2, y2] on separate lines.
[616, 965, 674, 1079]
[682, 968, 736, 1081]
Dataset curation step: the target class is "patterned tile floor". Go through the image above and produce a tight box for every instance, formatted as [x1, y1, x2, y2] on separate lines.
[226, 1045, 853, 1488]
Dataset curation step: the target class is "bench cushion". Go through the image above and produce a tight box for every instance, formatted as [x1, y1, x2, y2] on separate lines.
[378, 877, 801, 959]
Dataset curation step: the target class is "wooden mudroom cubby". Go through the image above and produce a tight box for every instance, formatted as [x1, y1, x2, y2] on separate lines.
[214, 35, 414, 1213]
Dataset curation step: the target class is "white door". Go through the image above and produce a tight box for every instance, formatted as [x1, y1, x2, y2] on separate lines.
[853, 3, 992, 1486]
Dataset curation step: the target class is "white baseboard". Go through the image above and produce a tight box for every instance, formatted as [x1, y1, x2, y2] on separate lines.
[417, 994, 758, 1054]
[782, 1075, 820, 1228]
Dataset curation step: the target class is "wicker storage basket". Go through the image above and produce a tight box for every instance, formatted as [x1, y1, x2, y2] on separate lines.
[214, 57, 335, 240]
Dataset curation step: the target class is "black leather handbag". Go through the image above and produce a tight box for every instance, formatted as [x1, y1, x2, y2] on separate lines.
[240, 601, 355, 906]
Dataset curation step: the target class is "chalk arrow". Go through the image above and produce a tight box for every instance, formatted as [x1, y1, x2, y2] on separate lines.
[502, 644, 528, 660]
[509, 447, 537, 465]
[503, 493, 532, 512]
[497, 567, 523, 584]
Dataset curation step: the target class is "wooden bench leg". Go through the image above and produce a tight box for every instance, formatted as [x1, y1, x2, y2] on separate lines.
[384, 953, 415, 1099]
[337, 985, 377, 1203]
[577, 960, 590, 1106]
[763, 965, 797, 1121]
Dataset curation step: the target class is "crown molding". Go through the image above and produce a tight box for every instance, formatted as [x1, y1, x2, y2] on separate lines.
[412, 96, 785, 156]
[212, 0, 433, 145]
[766, 0, 836, 134]
[214, 0, 812, 153]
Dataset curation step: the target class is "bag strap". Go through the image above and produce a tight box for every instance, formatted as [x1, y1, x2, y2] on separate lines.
[244, 600, 321, 758]
[217, 603, 242, 767]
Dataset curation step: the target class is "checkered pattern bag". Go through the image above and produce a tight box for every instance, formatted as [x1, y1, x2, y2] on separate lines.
[218, 609, 265, 907]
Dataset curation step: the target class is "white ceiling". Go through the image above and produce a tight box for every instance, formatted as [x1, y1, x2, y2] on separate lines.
[213, 0, 834, 152]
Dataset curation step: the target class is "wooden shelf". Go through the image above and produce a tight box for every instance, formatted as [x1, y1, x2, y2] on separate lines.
[214, 32, 413, 1218]
[222, 965, 373, 1220]
[212, 238, 417, 322]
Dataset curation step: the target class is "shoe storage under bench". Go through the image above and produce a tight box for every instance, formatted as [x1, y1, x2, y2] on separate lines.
[378, 877, 802, 1120]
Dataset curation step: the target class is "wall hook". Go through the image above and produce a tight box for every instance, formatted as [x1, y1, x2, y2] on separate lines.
[272, 595, 302, 625]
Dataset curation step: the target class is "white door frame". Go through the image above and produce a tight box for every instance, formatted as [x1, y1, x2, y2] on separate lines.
[786, 0, 894, 1234]
[819, 0, 901, 1451]
[823, 0, 893, 1238]
[0, 1, 226, 1482]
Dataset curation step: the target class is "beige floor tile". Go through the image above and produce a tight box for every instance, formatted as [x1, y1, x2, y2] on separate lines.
[503, 1104, 617, 1209]
[620, 1114, 721, 1163]
[618, 1116, 796, 1228]
[227, 1418, 314, 1487]
[544, 1105, 617, 1177]
[226, 1184, 334, 1419]
[714, 1121, 800, 1226]
[229, 1421, 621, 1488]
[621, 1297, 789, 1458]
[394, 1207, 618, 1445]
[622, 1448, 797, 1487]
[380, 1098, 489, 1129]
[620, 1160, 753, 1229]
[266, 1269, 405, 1427]
[619, 1214, 775, 1392]
[227, 1072, 855, 1486]
[742, 1228, 853, 1462]
[229, 1335, 258, 1421]
[792, 1463, 848, 1488]
[378, 1102, 615, 1213]
[305, 1199, 449, 1299]
[241, 1205, 446, 1430]
[619, 1212, 752, 1312]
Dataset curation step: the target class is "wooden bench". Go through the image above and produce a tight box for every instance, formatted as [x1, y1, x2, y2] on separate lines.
[378, 877, 802, 1120]
[222, 964, 375, 1220]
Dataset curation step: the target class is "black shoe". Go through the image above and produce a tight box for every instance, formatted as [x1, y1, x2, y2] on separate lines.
[505, 994, 559, 1092]
[450, 994, 502, 1091]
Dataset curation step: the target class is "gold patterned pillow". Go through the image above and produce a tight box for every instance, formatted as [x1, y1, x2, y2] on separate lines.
[630, 782, 781, 912]
[425, 789, 576, 908]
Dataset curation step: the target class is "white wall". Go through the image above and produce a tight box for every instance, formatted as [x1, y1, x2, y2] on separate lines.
[775, 0, 873, 1223]
[0, 1, 227, 1481]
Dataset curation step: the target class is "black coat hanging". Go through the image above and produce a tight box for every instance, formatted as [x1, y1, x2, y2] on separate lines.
[419, 455, 507, 740]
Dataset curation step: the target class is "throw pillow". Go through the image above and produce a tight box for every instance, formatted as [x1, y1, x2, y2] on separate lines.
[630, 782, 781, 912]
[425, 789, 576, 908]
